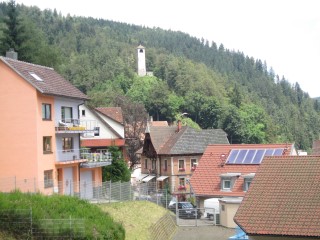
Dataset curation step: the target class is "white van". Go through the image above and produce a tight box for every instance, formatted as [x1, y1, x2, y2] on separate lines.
[204, 198, 220, 221]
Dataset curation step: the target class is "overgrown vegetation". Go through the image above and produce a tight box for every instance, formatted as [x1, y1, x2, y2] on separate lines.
[1, 1, 320, 153]
[0, 191, 125, 239]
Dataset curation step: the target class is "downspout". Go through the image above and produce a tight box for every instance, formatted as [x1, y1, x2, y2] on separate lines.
[77, 102, 85, 183]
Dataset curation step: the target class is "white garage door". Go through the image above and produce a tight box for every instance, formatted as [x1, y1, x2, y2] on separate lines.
[64, 167, 74, 196]
[80, 171, 93, 199]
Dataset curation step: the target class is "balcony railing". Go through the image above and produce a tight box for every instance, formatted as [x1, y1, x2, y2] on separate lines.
[55, 119, 97, 133]
[56, 149, 112, 164]
[80, 148, 112, 163]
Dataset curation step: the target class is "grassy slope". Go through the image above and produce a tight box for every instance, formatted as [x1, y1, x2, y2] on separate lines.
[0, 192, 125, 239]
[99, 201, 172, 240]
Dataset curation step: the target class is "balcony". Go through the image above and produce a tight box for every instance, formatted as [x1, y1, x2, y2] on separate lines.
[55, 149, 112, 168]
[55, 119, 97, 133]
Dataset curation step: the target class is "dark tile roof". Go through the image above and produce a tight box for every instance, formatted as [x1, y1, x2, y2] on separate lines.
[159, 128, 229, 155]
[1, 57, 88, 100]
[148, 126, 177, 153]
[190, 144, 294, 197]
[95, 107, 123, 124]
[234, 155, 320, 237]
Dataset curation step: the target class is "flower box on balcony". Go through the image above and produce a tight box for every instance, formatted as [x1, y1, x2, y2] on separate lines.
[178, 185, 186, 191]
[191, 166, 196, 171]
[178, 168, 185, 172]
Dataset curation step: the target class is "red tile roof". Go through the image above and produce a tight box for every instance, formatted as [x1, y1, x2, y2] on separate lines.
[95, 107, 123, 124]
[150, 121, 168, 126]
[234, 155, 320, 237]
[1, 57, 88, 100]
[190, 144, 294, 197]
[81, 139, 125, 147]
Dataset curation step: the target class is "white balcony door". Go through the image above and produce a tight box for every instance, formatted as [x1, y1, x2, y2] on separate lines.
[80, 171, 93, 199]
[64, 167, 74, 196]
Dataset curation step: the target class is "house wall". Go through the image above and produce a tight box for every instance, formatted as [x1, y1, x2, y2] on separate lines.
[170, 155, 200, 193]
[95, 111, 124, 138]
[54, 97, 82, 125]
[79, 105, 123, 139]
[219, 201, 241, 228]
[36, 92, 56, 193]
[0, 61, 39, 187]
[55, 133, 81, 161]
[141, 155, 200, 196]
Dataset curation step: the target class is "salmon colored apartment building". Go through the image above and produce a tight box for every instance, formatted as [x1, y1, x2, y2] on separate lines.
[0, 53, 110, 198]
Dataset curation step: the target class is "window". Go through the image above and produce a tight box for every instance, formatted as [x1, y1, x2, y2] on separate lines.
[244, 179, 252, 191]
[178, 159, 185, 171]
[81, 109, 86, 117]
[94, 127, 100, 136]
[44, 170, 53, 188]
[179, 178, 185, 186]
[164, 159, 168, 171]
[62, 137, 73, 152]
[191, 159, 197, 167]
[151, 160, 156, 170]
[61, 106, 73, 123]
[222, 179, 231, 190]
[43, 136, 52, 153]
[144, 159, 148, 169]
[42, 104, 51, 120]
[191, 159, 197, 171]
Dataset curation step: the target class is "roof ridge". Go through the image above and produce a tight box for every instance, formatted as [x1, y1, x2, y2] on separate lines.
[1, 56, 54, 70]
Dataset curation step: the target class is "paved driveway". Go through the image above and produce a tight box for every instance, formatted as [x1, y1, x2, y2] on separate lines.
[173, 225, 235, 240]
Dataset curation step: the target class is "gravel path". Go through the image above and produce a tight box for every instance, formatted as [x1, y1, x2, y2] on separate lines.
[173, 225, 235, 240]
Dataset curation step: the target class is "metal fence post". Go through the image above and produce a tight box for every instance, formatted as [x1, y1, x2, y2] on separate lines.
[30, 207, 33, 237]
[70, 216, 72, 239]
[109, 181, 111, 203]
[120, 181, 122, 201]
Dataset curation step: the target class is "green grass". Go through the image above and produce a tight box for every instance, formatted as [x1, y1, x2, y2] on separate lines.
[99, 201, 171, 240]
[0, 191, 125, 239]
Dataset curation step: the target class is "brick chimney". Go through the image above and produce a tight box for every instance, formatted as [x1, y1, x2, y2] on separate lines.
[176, 120, 182, 132]
[6, 48, 18, 60]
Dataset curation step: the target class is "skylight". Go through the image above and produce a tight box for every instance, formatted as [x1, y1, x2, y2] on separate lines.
[29, 72, 43, 81]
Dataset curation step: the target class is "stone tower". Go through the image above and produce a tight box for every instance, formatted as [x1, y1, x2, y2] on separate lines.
[137, 45, 146, 76]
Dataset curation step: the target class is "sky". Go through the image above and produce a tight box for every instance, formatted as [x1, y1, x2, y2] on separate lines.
[15, 0, 320, 97]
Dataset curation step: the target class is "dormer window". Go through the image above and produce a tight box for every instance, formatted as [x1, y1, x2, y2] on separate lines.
[223, 179, 231, 190]
[243, 173, 255, 191]
[220, 173, 240, 191]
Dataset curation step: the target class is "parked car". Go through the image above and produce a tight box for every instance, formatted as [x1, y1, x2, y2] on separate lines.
[168, 202, 202, 219]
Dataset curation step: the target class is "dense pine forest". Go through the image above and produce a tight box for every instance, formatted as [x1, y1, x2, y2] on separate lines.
[1, 1, 319, 151]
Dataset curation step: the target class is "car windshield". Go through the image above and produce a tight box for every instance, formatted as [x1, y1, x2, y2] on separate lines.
[180, 202, 194, 209]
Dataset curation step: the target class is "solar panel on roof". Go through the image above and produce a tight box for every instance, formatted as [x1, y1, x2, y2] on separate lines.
[243, 149, 257, 164]
[234, 150, 248, 164]
[251, 149, 265, 164]
[274, 148, 284, 156]
[226, 148, 285, 165]
[226, 149, 239, 164]
[265, 149, 275, 156]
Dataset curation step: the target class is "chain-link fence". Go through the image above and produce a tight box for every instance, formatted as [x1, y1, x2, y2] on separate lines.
[0, 209, 84, 239]
[0, 177, 174, 208]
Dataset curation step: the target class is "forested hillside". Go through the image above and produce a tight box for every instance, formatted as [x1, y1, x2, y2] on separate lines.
[1, 1, 319, 151]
